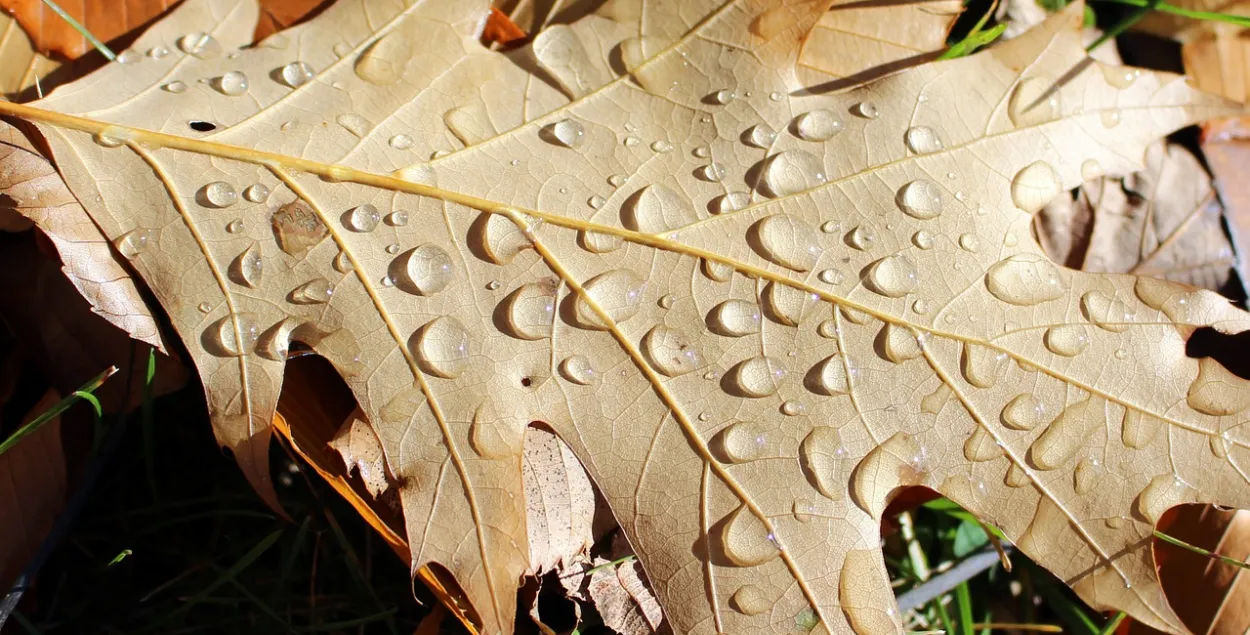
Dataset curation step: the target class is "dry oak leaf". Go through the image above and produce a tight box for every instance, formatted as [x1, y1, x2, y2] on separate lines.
[4, 0, 1250, 633]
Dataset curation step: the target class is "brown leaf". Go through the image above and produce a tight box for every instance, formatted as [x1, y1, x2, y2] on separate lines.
[328, 414, 391, 498]
[1202, 117, 1250, 283]
[5, 1, 1250, 633]
[0, 389, 67, 590]
[0, 11, 59, 98]
[524, 426, 596, 577]
[587, 551, 667, 635]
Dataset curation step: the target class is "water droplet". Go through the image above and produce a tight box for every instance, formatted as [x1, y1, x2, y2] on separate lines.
[470, 398, 526, 459]
[847, 225, 875, 251]
[964, 427, 1003, 462]
[412, 317, 470, 378]
[961, 342, 1007, 388]
[851, 433, 928, 518]
[864, 255, 918, 297]
[768, 91, 784, 101]
[852, 102, 879, 119]
[1005, 464, 1030, 487]
[702, 258, 734, 282]
[762, 282, 818, 325]
[1004, 233, 1019, 247]
[650, 140, 673, 153]
[879, 323, 922, 362]
[1100, 109, 1122, 128]
[727, 356, 786, 398]
[730, 585, 770, 615]
[657, 294, 675, 309]
[1074, 457, 1103, 494]
[622, 135, 640, 147]
[1114, 348, 1129, 360]
[388, 134, 413, 150]
[578, 229, 623, 254]
[198, 301, 212, 313]
[912, 230, 934, 250]
[230, 243, 264, 288]
[808, 356, 850, 395]
[752, 214, 820, 271]
[205, 313, 260, 356]
[114, 228, 155, 259]
[818, 221, 840, 234]
[1099, 63, 1140, 89]
[211, 71, 249, 96]
[622, 184, 695, 233]
[692, 147, 711, 160]
[759, 151, 826, 197]
[839, 549, 904, 633]
[499, 284, 556, 340]
[333, 250, 353, 273]
[573, 270, 646, 329]
[1007, 76, 1061, 127]
[912, 299, 930, 314]
[1044, 325, 1089, 357]
[355, 32, 410, 85]
[178, 32, 221, 59]
[712, 192, 750, 214]
[904, 126, 944, 154]
[243, 183, 270, 203]
[718, 505, 780, 566]
[781, 400, 807, 416]
[394, 244, 454, 296]
[291, 278, 334, 304]
[1080, 159, 1103, 181]
[984, 254, 1065, 306]
[200, 181, 237, 208]
[707, 300, 761, 337]
[147, 45, 169, 59]
[793, 109, 842, 142]
[697, 163, 727, 182]
[1080, 290, 1131, 332]
[958, 233, 979, 252]
[379, 383, 426, 424]
[336, 113, 372, 138]
[386, 211, 409, 227]
[608, 174, 628, 188]
[162, 80, 187, 93]
[895, 180, 944, 220]
[278, 61, 315, 88]
[226, 219, 243, 233]
[1030, 399, 1091, 469]
[559, 355, 598, 385]
[744, 124, 777, 148]
[1011, 161, 1061, 214]
[380, 275, 394, 287]
[587, 195, 606, 209]
[543, 119, 585, 148]
[1188, 357, 1250, 415]
[345, 204, 381, 232]
[1137, 474, 1194, 525]
[818, 269, 843, 285]
[642, 326, 704, 376]
[1002, 394, 1048, 430]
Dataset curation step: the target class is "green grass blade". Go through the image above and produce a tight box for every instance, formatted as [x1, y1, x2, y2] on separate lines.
[955, 582, 975, 635]
[1087, 0, 1162, 51]
[1091, 0, 1250, 27]
[142, 348, 158, 499]
[1099, 612, 1127, 635]
[38, 0, 116, 60]
[1154, 530, 1250, 571]
[0, 367, 116, 458]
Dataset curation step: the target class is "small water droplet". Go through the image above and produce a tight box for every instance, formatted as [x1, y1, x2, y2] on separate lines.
[1011, 161, 1061, 214]
[336, 113, 372, 138]
[608, 174, 628, 188]
[500, 284, 556, 340]
[1002, 394, 1048, 430]
[226, 219, 243, 233]
[904, 126, 944, 154]
[912, 299, 930, 314]
[650, 139, 673, 153]
[621, 184, 695, 233]
[622, 135, 640, 147]
[719, 506, 780, 567]
[354, 32, 410, 85]
[642, 325, 704, 376]
[759, 151, 826, 197]
[587, 195, 606, 209]
[817, 320, 839, 339]
[345, 204, 381, 232]
[412, 317, 470, 378]
[578, 229, 623, 254]
[200, 181, 237, 208]
[711, 88, 737, 104]
[697, 163, 726, 182]
[818, 269, 844, 285]
[1137, 474, 1194, 525]
[115, 229, 155, 259]
[850, 433, 929, 518]
[712, 191, 751, 214]
[708, 300, 762, 337]
[385, 211, 409, 227]
[389, 134, 413, 150]
[793, 109, 842, 141]
[820, 220, 841, 234]
[290, 278, 334, 304]
[984, 254, 1065, 306]
[197, 301, 212, 313]
[211, 71, 249, 96]
[543, 119, 585, 148]
[852, 102, 879, 119]
[1080, 159, 1104, 181]
[961, 342, 1007, 388]
[768, 91, 784, 101]
[162, 80, 187, 93]
[657, 294, 675, 309]
[702, 258, 734, 282]
[800, 427, 852, 497]
[762, 282, 818, 325]
[912, 230, 934, 250]
[958, 233, 979, 252]
[394, 244, 454, 296]
[559, 355, 598, 385]
[573, 270, 646, 329]
[846, 226, 875, 251]
[1007, 76, 1062, 127]
[744, 124, 777, 148]
[1044, 325, 1089, 356]
[278, 61, 315, 88]
[753, 214, 820, 271]
[205, 313, 260, 356]
[1099, 62, 1140, 89]
[178, 32, 221, 59]
[147, 45, 169, 59]
[896, 180, 944, 219]
[727, 356, 787, 397]
[864, 255, 918, 297]
[242, 183, 270, 203]
[1100, 109, 1122, 128]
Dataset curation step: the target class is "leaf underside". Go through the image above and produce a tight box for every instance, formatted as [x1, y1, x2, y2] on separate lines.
[7, 0, 1250, 633]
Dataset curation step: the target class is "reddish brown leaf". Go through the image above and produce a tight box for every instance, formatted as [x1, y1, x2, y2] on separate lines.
[481, 6, 525, 46]
[0, 390, 67, 590]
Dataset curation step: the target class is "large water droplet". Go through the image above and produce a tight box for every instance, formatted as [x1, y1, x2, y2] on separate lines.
[278, 61, 314, 88]
[542, 119, 585, 148]
[752, 214, 820, 271]
[290, 278, 333, 304]
[761, 282, 818, 325]
[204, 313, 261, 357]
[716, 420, 776, 463]
[800, 427, 852, 498]
[1029, 400, 1091, 469]
[1188, 357, 1250, 416]
[200, 181, 238, 208]
[961, 342, 1007, 388]
[744, 124, 777, 148]
[895, 180, 944, 220]
[345, 204, 381, 232]
[114, 229, 155, 259]
[178, 32, 221, 59]
[1121, 409, 1160, 449]
[1002, 394, 1049, 430]
[904, 126, 943, 154]
[622, 184, 695, 233]
[964, 427, 1003, 462]
[500, 284, 556, 340]
[1007, 77, 1061, 127]
[984, 254, 1065, 306]
[230, 243, 263, 288]
[846, 226, 875, 251]
[840, 550, 903, 634]
[393, 244, 454, 296]
[412, 317, 470, 379]
[470, 398, 526, 459]
[702, 258, 734, 282]
[574, 270, 646, 329]
[730, 585, 770, 615]
[559, 355, 598, 386]
[1044, 325, 1089, 357]
[864, 255, 918, 297]
[793, 110, 842, 141]
[759, 151, 827, 197]
[726, 356, 786, 398]
[1137, 474, 1194, 525]
[719, 506, 780, 567]
[1011, 161, 1061, 214]
[1080, 290, 1131, 332]
[708, 300, 761, 337]
[211, 71, 249, 96]
[851, 433, 928, 518]
[808, 355, 850, 396]
[355, 32, 410, 85]
[879, 323, 922, 362]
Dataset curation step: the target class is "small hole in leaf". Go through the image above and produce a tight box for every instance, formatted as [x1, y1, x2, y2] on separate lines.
[189, 121, 217, 132]
[520, 377, 533, 388]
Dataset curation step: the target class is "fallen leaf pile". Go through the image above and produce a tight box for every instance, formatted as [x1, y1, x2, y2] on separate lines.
[3, 0, 1250, 633]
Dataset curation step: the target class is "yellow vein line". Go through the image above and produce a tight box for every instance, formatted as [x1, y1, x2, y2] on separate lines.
[266, 164, 507, 628]
[508, 208, 833, 632]
[700, 461, 725, 634]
